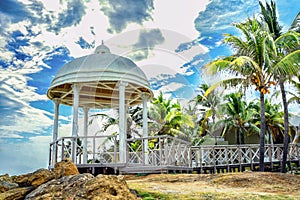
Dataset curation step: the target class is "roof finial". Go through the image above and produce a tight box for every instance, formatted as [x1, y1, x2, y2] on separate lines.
[95, 41, 111, 54]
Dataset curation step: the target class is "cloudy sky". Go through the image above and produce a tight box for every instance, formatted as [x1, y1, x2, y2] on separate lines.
[0, 0, 299, 175]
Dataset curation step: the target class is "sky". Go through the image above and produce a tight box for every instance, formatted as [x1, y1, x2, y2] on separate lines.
[0, 0, 299, 175]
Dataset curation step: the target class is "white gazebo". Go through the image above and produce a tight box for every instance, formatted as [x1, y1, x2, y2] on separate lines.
[47, 43, 153, 166]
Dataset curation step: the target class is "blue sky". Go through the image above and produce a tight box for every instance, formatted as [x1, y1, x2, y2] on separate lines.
[0, 0, 299, 175]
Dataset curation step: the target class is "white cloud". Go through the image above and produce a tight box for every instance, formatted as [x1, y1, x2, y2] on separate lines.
[146, 0, 209, 39]
[0, 136, 51, 175]
[0, 105, 52, 136]
[0, 68, 52, 137]
[159, 82, 185, 93]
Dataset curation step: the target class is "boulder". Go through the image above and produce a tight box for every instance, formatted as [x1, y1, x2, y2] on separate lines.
[0, 174, 10, 182]
[25, 173, 139, 200]
[13, 169, 55, 188]
[0, 187, 32, 200]
[0, 181, 18, 193]
[54, 158, 79, 179]
[78, 174, 138, 200]
[0, 174, 18, 193]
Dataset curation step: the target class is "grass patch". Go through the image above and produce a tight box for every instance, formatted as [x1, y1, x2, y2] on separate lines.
[134, 189, 169, 200]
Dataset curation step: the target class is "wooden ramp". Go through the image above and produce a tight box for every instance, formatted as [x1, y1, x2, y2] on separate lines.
[49, 135, 300, 175]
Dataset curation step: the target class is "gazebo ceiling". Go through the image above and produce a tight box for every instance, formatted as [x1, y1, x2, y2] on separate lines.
[47, 44, 153, 108]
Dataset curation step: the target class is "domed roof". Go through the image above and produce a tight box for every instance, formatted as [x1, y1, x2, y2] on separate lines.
[94, 41, 111, 54]
[47, 44, 153, 108]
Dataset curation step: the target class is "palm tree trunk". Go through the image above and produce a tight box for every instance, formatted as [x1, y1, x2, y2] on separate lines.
[292, 128, 299, 144]
[237, 127, 242, 145]
[259, 92, 266, 171]
[280, 79, 290, 173]
[212, 108, 217, 145]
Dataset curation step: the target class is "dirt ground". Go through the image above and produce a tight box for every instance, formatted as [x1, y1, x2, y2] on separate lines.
[125, 172, 300, 199]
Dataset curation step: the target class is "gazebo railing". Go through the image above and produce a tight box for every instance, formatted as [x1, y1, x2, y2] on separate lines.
[127, 135, 191, 167]
[190, 143, 300, 169]
[49, 135, 192, 168]
[50, 135, 300, 171]
[49, 135, 118, 167]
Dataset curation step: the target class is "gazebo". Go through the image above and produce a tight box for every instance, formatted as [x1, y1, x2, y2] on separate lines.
[47, 42, 153, 166]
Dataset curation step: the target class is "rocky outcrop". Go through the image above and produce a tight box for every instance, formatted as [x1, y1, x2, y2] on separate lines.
[25, 174, 138, 200]
[0, 169, 55, 199]
[0, 159, 138, 200]
[0, 174, 18, 193]
[54, 158, 79, 179]
[13, 168, 55, 188]
[0, 187, 33, 200]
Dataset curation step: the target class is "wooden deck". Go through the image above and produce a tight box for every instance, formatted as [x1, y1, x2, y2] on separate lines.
[49, 135, 300, 175]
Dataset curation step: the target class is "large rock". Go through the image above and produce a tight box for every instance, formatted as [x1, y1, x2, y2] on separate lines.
[25, 173, 138, 200]
[13, 168, 55, 188]
[0, 174, 10, 182]
[0, 174, 18, 193]
[0, 181, 18, 193]
[0, 187, 32, 200]
[54, 158, 79, 179]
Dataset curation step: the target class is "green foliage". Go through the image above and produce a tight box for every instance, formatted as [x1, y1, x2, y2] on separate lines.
[250, 98, 284, 144]
[135, 190, 169, 200]
[149, 92, 194, 137]
[217, 92, 259, 144]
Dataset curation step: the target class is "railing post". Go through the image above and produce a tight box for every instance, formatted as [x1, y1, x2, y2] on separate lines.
[93, 137, 96, 163]
[83, 107, 89, 164]
[296, 144, 300, 168]
[199, 147, 203, 173]
[165, 137, 169, 165]
[114, 136, 117, 164]
[49, 144, 52, 168]
[238, 146, 241, 172]
[61, 138, 65, 160]
[142, 138, 145, 165]
[226, 146, 229, 172]
[159, 137, 162, 166]
[178, 142, 181, 166]
[213, 146, 216, 173]
[249, 146, 253, 170]
[268, 145, 273, 169]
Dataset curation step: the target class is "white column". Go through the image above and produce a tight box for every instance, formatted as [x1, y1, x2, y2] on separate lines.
[142, 94, 149, 164]
[71, 84, 80, 162]
[52, 99, 60, 166]
[83, 107, 89, 164]
[118, 81, 128, 163]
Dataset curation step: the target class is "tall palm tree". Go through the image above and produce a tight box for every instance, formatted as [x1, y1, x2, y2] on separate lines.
[205, 18, 277, 171]
[259, 0, 300, 172]
[206, 11, 300, 171]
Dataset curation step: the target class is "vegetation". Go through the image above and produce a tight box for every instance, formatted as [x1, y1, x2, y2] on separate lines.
[203, 1, 300, 171]
[259, 0, 300, 173]
[90, 1, 299, 173]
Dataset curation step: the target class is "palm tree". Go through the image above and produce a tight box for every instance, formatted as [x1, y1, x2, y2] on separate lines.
[148, 92, 194, 137]
[288, 75, 300, 105]
[205, 18, 277, 171]
[250, 98, 284, 145]
[89, 106, 144, 138]
[259, 0, 300, 172]
[216, 92, 258, 145]
[205, 9, 300, 171]
[191, 83, 222, 143]
[290, 12, 300, 33]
